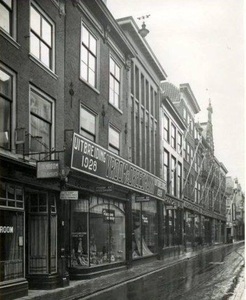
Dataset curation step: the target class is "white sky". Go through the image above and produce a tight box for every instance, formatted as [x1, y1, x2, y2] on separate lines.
[108, 0, 245, 191]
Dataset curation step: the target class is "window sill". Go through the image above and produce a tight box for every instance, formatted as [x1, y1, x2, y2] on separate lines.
[79, 77, 100, 95]
[0, 29, 20, 49]
[29, 54, 58, 80]
[109, 102, 123, 115]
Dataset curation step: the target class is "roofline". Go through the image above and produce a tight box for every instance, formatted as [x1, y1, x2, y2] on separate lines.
[117, 16, 168, 80]
[180, 83, 201, 113]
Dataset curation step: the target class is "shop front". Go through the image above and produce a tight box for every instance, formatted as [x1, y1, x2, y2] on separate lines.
[64, 133, 166, 278]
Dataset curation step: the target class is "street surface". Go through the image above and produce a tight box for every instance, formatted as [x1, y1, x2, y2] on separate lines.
[81, 245, 244, 300]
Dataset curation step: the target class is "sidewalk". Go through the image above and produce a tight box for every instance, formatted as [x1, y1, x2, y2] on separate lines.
[17, 242, 244, 300]
[232, 269, 245, 300]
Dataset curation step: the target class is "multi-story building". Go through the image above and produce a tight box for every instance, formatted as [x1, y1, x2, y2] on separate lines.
[161, 82, 227, 250]
[226, 177, 245, 242]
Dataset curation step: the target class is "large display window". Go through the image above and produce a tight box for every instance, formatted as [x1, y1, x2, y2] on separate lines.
[132, 198, 157, 258]
[0, 183, 24, 282]
[70, 196, 125, 267]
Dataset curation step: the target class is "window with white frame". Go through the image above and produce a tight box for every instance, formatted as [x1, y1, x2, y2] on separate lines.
[177, 131, 182, 155]
[163, 113, 169, 142]
[177, 162, 182, 199]
[163, 150, 169, 193]
[109, 126, 120, 155]
[171, 123, 176, 149]
[80, 24, 97, 87]
[171, 156, 176, 196]
[30, 4, 54, 70]
[80, 106, 96, 142]
[0, 66, 15, 150]
[30, 87, 54, 154]
[0, 0, 16, 36]
[109, 57, 121, 108]
[183, 106, 187, 121]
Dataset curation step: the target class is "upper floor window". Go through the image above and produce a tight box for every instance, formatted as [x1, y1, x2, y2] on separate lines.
[30, 87, 54, 156]
[0, 0, 16, 37]
[171, 123, 176, 149]
[183, 107, 187, 121]
[81, 24, 97, 88]
[109, 126, 120, 155]
[163, 150, 169, 192]
[80, 105, 96, 142]
[109, 57, 120, 108]
[177, 131, 182, 155]
[163, 114, 169, 142]
[30, 4, 54, 70]
[171, 156, 176, 196]
[177, 162, 182, 199]
[0, 66, 15, 150]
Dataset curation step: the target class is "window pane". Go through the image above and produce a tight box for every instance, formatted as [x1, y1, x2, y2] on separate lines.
[30, 91, 51, 122]
[109, 88, 114, 104]
[41, 41, 50, 68]
[31, 7, 41, 35]
[30, 115, 50, 151]
[7, 185, 15, 199]
[81, 107, 95, 135]
[89, 53, 95, 71]
[110, 58, 114, 74]
[88, 69, 95, 87]
[109, 127, 119, 149]
[114, 94, 119, 108]
[0, 4, 10, 33]
[115, 64, 120, 81]
[81, 61, 88, 81]
[30, 33, 40, 60]
[89, 35, 96, 55]
[0, 97, 11, 149]
[42, 18, 51, 46]
[81, 46, 88, 64]
[82, 26, 89, 47]
[0, 69, 12, 98]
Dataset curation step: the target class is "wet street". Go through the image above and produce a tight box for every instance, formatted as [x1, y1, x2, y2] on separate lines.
[81, 244, 244, 300]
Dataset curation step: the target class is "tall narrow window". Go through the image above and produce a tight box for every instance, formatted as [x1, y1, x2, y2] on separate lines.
[30, 88, 53, 155]
[109, 126, 120, 155]
[81, 24, 97, 87]
[177, 131, 182, 155]
[171, 123, 176, 149]
[109, 57, 120, 108]
[0, 67, 14, 150]
[171, 156, 176, 196]
[0, 0, 15, 36]
[177, 163, 182, 199]
[30, 4, 54, 70]
[163, 150, 169, 193]
[80, 106, 96, 142]
[163, 114, 169, 142]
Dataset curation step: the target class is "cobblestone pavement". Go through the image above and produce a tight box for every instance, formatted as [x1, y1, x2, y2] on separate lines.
[16, 242, 244, 300]
[231, 270, 245, 300]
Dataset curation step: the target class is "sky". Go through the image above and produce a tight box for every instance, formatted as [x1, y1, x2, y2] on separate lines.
[107, 0, 245, 191]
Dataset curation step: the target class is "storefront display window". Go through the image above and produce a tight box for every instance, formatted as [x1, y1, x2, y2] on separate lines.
[70, 196, 125, 267]
[132, 198, 157, 258]
[27, 191, 57, 274]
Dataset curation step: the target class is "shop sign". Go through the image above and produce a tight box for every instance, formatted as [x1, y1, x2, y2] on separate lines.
[102, 209, 115, 223]
[135, 196, 150, 202]
[60, 191, 78, 200]
[71, 133, 166, 200]
[0, 226, 14, 233]
[95, 185, 113, 193]
[166, 205, 177, 210]
[37, 160, 59, 178]
[188, 214, 196, 218]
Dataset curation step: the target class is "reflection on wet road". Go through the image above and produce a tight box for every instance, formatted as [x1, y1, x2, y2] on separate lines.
[82, 245, 244, 300]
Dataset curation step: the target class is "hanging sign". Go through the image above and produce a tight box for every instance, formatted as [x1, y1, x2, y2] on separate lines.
[37, 160, 59, 178]
[102, 209, 115, 223]
[71, 133, 166, 200]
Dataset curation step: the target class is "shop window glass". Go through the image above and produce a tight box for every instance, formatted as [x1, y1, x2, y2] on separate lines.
[30, 4, 54, 69]
[70, 197, 125, 268]
[0, 210, 24, 281]
[27, 192, 57, 274]
[132, 198, 157, 258]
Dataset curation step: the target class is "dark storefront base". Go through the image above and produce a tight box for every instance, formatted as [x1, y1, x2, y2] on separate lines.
[69, 262, 126, 280]
[27, 274, 64, 290]
[0, 279, 28, 300]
